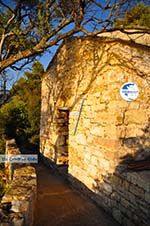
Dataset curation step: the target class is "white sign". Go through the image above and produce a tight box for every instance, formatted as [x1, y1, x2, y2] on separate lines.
[120, 82, 139, 101]
[0, 154, 38, 163]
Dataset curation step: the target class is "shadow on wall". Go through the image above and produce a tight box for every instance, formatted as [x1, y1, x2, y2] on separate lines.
[40, 114, 150, 225]
[119, 119, 150, 168]
[91, 119, 150, 226]
[53, 108, 69, 166]
[59, 120, 150, 226]
[40, 37, 150, 165]
[40, 119, 150, 225]
[41, 37, 150, 119]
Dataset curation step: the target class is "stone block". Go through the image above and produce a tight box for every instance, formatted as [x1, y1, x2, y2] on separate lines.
[112, 208, 122, 224]
[82, 118, 91, 128]
[89, 137, 119, 150]
[91, 155, 98, 166]
[83, 176, 94, 190]
[126, 124, 144, 137]
[87, 165, 97, 178]
[11, 214, 24, 226]
[87, 134, 95, 144]
[75, 134, 87, 145]
[126, 172, 137, 185]
[122, 180, 130, 190]
[125, 110, 148, 124]
[104, 125, 117, 138]
[13, 166, 36, 179]
[122, 216, 135, 226]
[110, 191, 121, 202]
[90, 126, 104, 137]
[139, 204, 150, 215]
[128, 192, 137, 206]
[129, 184, 144, 199]
[108, 101, 129, 110]
[84, 152, 92, 163]
[99, 159, 110, 171]
[93, 113, 117, 125]
[145, 192, 150, 203]
[118, 203, 127, 215]
[135, 172, 150, 193]
[132, 214, 141, 225]
[121, 197, 130, 208]
[102, 182, 113, 195]
[56, 136, 66, 146]
[111, 174, 123, 188]
[57, 146, 68, 155]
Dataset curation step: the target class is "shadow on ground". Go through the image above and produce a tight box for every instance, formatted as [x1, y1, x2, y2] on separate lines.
[33, 162, 119, 226]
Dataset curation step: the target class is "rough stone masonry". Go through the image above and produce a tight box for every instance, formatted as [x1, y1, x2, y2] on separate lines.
[40, 31, 150, 226]
[0, 140, 37, 226]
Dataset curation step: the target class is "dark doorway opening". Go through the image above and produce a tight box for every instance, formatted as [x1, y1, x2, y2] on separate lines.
[55, 107, 69, 172]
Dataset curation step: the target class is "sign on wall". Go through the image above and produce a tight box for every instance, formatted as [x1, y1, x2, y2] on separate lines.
[120, 82, 139, 101]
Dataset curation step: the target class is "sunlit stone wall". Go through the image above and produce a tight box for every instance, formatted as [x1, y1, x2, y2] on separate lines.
[40, 33, 150, 225]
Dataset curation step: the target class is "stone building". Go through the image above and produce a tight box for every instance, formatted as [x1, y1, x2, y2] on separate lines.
[40, 31, 150, 226]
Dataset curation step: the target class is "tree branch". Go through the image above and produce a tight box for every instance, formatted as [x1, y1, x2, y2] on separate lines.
[0, 0, 149, 74]
[10, 58, 35, 71]
[0, 0, 15, 13]
[0, 27, 80, 72]
[80, 26, 150, 36]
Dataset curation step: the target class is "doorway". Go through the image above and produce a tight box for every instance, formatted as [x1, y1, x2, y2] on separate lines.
[55, 107, 69, 168]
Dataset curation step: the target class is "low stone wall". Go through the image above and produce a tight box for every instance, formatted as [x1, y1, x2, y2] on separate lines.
[113, 171, 150, 226]
[68, 170, 150, 226]
[5, 139, 20, 181]
[93, 171, 150, 226]
[0, 140, 37, 226]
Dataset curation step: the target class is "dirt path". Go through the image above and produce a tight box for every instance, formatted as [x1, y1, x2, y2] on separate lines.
[33, 163, 119, 226]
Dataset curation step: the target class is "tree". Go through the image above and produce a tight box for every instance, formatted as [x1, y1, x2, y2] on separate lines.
[0, 97, 29, 140]
[115, 3, 150, 28]
[0, 71, 12, 105]
[11, 61, 44, 147]
[0, 61, 44, 151]
[0, 0, 149, 74]
[0, 178, 5, 199]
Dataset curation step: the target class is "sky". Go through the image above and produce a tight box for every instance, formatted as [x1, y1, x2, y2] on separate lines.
[3, 0, 110, 82]
[7, 49, 57, 89]
[1, 0, 149, 89]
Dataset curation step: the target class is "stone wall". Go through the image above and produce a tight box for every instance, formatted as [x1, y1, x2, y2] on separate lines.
[40, 32, 150, 225]
[5, 139, 20, 181]
[68, 168, 150, 226]
[0, 140, 37, 226]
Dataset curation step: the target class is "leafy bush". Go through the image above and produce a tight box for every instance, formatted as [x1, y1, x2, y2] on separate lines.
[0, 97, 29, 140]
[115, 3, 150, 28]
[0, 135, 5, 169]
[0, 131, 5, 154]
[0, 61, 44, 151]
[0, 178, 5, 199]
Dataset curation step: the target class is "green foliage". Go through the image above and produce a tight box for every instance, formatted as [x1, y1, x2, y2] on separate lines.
[0, 178, 5, 199]
[0, 111, 6, 169]
[2, 0, 148, 73]
[0, 111, 6, 155]
[0, 0, 61, 58]
[115, 3, 150, 28]
[0, 136, 5, 154]
[0, 61, 44, 152]
[0, 134, 5, 169]
[0, 97, 28, 138]
[11, 61, 44, 148]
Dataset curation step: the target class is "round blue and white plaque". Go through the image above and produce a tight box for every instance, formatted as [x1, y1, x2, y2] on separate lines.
[120, 82, 139, 101]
